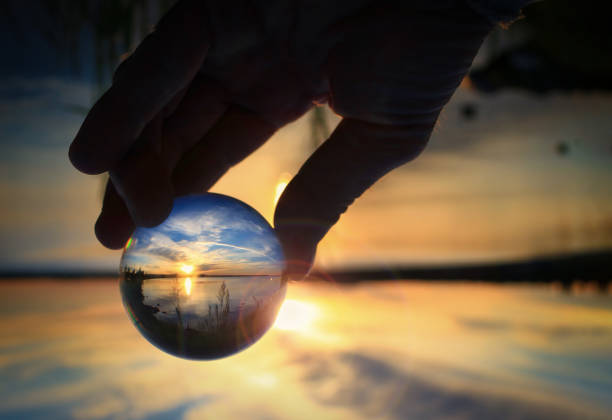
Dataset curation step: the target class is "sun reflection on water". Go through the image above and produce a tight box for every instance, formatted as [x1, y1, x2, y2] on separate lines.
[0, 280, 611, 419]
[274, 299, 319, 332]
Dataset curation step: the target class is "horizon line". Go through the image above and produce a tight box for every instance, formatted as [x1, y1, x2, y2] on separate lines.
[1, 249, 610, 283]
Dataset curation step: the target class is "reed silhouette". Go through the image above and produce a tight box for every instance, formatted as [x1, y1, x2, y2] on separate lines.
[120, 272, 285, 359]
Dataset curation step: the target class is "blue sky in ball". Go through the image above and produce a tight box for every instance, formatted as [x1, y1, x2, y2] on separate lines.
[121, 194, 284, 276]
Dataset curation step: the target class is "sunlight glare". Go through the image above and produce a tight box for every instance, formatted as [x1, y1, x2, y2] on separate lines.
[274, 299, 319, 332]
[184, 277, 192, 296]
[248, 373, 278, 388]
[180, 264, 194, 275]
[273, 173, 292, 206]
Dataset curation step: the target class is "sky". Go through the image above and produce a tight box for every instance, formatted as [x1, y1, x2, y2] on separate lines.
[1, 2, 612, 273]
[121, 194, 283, 276]
[0, 4, 610, 420]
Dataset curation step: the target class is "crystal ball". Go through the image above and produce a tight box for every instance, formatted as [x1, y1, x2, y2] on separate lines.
[119, 193, 286, 360]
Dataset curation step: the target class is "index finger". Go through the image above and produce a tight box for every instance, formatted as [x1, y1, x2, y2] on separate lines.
[69, 0, 211, 174]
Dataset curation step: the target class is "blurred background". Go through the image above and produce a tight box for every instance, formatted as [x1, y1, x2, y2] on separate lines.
[0, 1, 611, 419]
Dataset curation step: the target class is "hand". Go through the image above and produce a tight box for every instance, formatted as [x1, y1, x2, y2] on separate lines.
[69, 0, 493, 279]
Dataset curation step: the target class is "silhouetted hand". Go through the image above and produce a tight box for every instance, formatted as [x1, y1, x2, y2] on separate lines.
[69, 0, 494, 279]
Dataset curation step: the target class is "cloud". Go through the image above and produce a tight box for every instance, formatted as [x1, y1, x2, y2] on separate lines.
[121, 197, 283, 275]
[457, 317, 612, 338]
[162, 211, 225, 241]
[0, 77, 92, 150]
[295, 351, 591, 420]
[146, 247, 187, 263]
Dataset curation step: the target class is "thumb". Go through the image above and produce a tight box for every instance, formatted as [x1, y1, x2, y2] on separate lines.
[274, 118, 430, 280]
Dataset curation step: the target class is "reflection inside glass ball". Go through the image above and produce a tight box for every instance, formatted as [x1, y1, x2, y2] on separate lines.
[120, 193, 286, 360]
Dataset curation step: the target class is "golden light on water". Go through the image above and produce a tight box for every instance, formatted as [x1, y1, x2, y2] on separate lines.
[274, 299, 319, 332]
[184, 277, 192, 295]
[1, 280, 611, 419]
[180, 264, 194, 275]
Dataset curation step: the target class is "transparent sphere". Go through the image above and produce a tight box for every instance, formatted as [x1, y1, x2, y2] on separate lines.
[120, 193, 286, 360]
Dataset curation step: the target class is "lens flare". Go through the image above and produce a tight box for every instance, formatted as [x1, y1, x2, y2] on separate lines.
[180, 264, 194, 275]
[274, 299, 319, 332]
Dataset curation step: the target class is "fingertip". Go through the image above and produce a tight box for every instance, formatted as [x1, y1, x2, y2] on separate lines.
[95, 209, 135, 250]
[96, 178, 135, 250]
[69, 135, 107, 175]
[68, 87, 137, 175]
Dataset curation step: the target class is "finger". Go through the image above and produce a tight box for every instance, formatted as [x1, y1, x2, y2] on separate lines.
[97, 104, 273, 248]
[110, 114, 174, 228]
[161, 76, 229, 169]
[172, 106, 277, 195]
[326, 3, 493, 126]
[98, 75, 227, 236]
[69, 0, 210, 175]
[95, 180, 135, 249]
[274, 118, 430, 280]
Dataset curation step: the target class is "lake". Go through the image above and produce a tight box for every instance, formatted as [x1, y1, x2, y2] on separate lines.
[0, 279, 611, 419]
[121, 276, 285, 360]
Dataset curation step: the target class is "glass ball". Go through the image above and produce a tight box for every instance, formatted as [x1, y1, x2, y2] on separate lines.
[119, 193, 286, 360]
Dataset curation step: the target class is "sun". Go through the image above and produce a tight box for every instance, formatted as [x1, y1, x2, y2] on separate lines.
[180, 264, 194, 275]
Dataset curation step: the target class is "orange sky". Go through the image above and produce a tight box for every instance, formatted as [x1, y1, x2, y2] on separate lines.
[1, 82, 612, 271]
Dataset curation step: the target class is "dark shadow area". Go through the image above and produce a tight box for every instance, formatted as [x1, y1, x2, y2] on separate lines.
[311, 249, 612, 292]
[3, 249, 611, 294]
[470, 0, 612, 93]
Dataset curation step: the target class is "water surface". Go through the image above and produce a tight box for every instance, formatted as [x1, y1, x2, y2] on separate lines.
[121, 276, 285, 359]
[1, 279, 611, 420]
